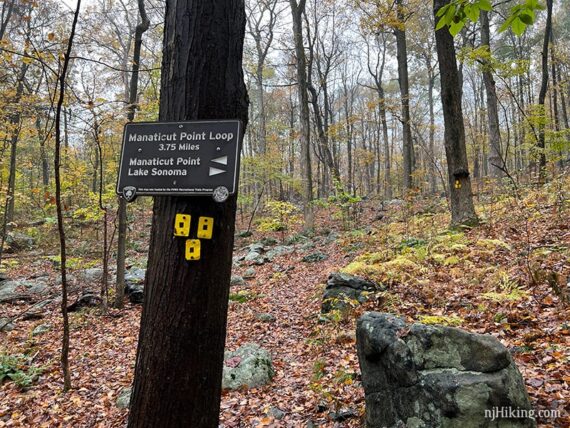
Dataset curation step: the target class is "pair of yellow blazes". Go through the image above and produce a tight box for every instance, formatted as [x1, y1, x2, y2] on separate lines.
[174, 214, 214, 260]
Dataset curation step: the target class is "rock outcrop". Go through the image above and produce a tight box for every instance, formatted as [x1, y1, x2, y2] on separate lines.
[222, 343, 274, 390]
[322, 273, 382, 313]
[356, 312, 536, 428]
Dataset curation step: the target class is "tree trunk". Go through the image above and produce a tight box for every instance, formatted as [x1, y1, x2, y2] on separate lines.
[395, 0, 413, 191]
[127, 0, 248, 426]
[290, 0, 313, 229]
[5, 62, 28, 226]
[256, 65, 267, 154]
[480, 11, 503, 177]
[428, 69, 437, 193]
[537, 0, 553, 183]
[54, 0, 82, 392]
[116, 0, 150, 310]
[35, 117, 50, 188]
[0, 0, 14, 40]
[434, 0, 477, 226]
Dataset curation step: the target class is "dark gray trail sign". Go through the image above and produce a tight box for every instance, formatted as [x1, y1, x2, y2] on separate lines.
[117, 120, 242, 201]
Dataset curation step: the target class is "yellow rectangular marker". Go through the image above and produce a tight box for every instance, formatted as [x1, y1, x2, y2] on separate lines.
[185, 239, 201, 260]
[174, 214, 191, 237]
[197, 216, 214, 239]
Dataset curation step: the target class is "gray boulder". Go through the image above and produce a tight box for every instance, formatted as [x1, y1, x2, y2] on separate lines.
[247, 243, 265, 253]
[67, 292, 102, 312]
[125, 283, 144, 304]
[256, 313, 276, 322]
[222, 343, 274, 390]
[116, 387, 132, 409]
[124, 268, 146, 304]
[4, 232, 34, 252]
[0, 318, 14, 332]
[324, 231, 339, 244]
[230, 275, 245, 286]
[322, 273, 382, 313]
[266, 245, 294, 261]
[0, 278, 48, 303]
[77, 268, 104, 283]
[32, 323, 51, 336]
[357, 312, 536, 428]
[302, 252, 328, 263]
[269, 407, 285, 420]
[244, 251, 265, 265]
[243, 268, 256, 279]
[125, 268, 146, 284]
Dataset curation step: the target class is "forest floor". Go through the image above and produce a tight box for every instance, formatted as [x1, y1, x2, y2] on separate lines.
[0, 177, 569, 427]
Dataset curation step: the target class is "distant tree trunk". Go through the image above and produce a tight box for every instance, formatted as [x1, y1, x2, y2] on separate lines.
[380, 91, 392, 199]
[0, 0, 14, 40]
[91, 114, 109, 313]
[550, 33, 559, 134]
[35, 117, 50, 188]
[395, 0, 413, 191]
[434, 0, 477, 226]
[116, 0, 150, 310]
[290, 0, 313, 229]
[246, 0, 278, 155]
[537, 0, 553, 183]
[127, 0, 248, 426]
[306, 82, 340, 185]
[54, 0, 81, 392]
[63, 107, 70, 149]
[5, 62, 29, 226]
[427, 66, 437, 193]
[480, 11, 503, 177]
[549, 31, 568, 165]
[365, 34, 392, 199]
[344, 82, 353, 192]
[91, 148, 98, 193]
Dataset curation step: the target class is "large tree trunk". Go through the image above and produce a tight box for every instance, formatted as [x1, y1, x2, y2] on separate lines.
[480, 11, 503, 177]
[434, 0, 477, 226]
[290, 0, 313, 229]
[127, 0, 248, 426]
[395, 0, 414, 191]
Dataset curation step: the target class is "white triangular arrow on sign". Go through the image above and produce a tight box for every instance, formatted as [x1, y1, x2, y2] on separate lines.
[209, 167, 226, 176]
[211, 155, 228, 165]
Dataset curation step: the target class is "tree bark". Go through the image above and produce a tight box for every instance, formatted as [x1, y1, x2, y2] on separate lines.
[289, 0, 313, 229]
[537, 0, 553, 183]
[116, 0, 150, 310]
[480, 11, 503, 177]
[5, 61, 29, 226]
[247, 0, 278, 155]
[54, 0, 82, 392]
[434, 0, 477, 226]
[0, 0, 14, 41]
[427, 67, 437, 193]
[35, 117, 50, 188]
[365, 34, 391, 199]
[127, 0, 248, 426]
[395, 0, 414, 191]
